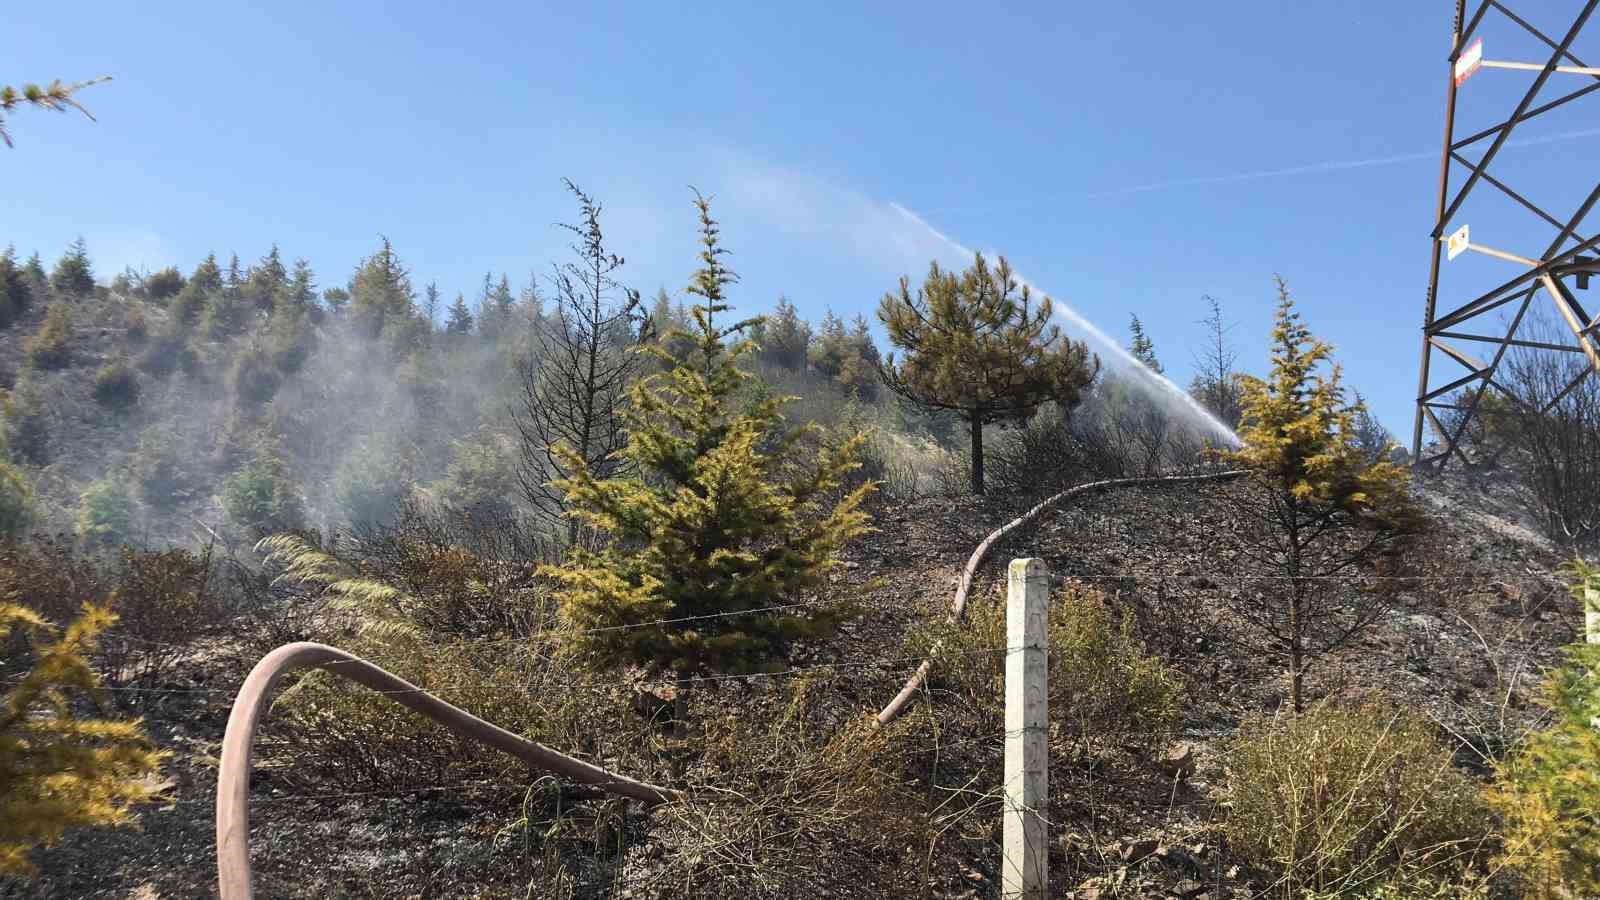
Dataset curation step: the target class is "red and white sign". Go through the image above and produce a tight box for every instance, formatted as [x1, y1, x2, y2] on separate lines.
[1455, 37, 1484, 86]
[1447, 224, 1471, 261]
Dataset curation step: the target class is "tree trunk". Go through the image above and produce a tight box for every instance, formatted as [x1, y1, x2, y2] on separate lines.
[1289, 580, 1304, 714]
[970, 411, 985, 495]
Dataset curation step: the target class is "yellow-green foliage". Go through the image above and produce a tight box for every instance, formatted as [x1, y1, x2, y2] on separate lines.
[25, 303, 73, 370]
[544, 196, 873, 679]
[0, 462, 33, 539]
[1484, 562, 1600, 899]
[1218, 278, 1421, 712]
[0, 602, 168, 877]
[1225, 278, 1416, 524]
[1224, 700, 1488, 898]
[923, 581, 1182, 750]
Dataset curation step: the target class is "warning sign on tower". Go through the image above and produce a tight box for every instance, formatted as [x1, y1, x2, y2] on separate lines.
[1447, 224, 1471, 261]
[1455, 38, 1484, 86]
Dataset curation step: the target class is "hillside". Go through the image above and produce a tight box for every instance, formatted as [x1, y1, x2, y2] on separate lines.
[1, 471, 1585, 899]
[0, 242, 1594, 900]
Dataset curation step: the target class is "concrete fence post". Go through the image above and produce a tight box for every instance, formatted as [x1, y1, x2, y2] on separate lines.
[1003, 558, 1049, 899]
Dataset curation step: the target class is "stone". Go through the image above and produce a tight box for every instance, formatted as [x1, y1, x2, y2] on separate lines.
[1157, 743, 1197, 779]
[1118, 837, 1160, 864]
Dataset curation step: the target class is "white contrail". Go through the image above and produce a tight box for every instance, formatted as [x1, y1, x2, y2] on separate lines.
[887, 202, 1241, 444]
[1091, 126, 1600, 197]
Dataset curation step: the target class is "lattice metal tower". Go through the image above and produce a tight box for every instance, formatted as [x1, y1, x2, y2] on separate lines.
[1412, 0, 1600, 470]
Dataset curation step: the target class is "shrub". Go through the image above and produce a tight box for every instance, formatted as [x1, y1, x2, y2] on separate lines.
[124, 304, 148, 343]
[1484, 562, 1600, 899]
[143, 266, 184, 302]
[432, 431, 519, 528]
[76, 478, 136, 547]
[0, 602, 169, 876]
[924, 581, 1182, 752]
[254, 535, 593, 790]
[1223, 700, 1490, 897]
[0, 537, 107, 657]
[130, 423, 191, 502]
[643, 677, 930, 897]
[2, 380, 50, 466]
[137, 327, 200, 378]
[91, 360, 140, 409]
[96, 545, 228, 691]
[226, 344, 281, 410]
[25, 303, 73, 370]
[332, 440, 409, 529]
[220, 446, 304, 537]
[0, 462, 33, 539]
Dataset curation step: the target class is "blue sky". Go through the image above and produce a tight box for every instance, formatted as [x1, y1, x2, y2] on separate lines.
[6, 0, 1598, 437]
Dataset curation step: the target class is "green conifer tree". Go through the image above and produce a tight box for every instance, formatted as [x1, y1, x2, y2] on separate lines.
[22, 254, 46, 291]
[348, 238, 414, 338]
[758, 295, 811, 371]
[445, 292, 474, 336]
[1128, 313, 1163, 373]
[322, 286, 350, 316]
[543, 194, 873, 717]
[879, 254, 1099, 494]
[0, 246, 34, 328]
[0, 602, 168, 876]
[243, 245, 288, 313]
[1219, 278, 1421, 712]
[1485, 560, 1599, 899]
[286, 259, 318, 315]
[49, 237, 94, 298]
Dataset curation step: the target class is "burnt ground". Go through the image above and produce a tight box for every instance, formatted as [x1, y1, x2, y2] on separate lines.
[3, 472, 1583, 900]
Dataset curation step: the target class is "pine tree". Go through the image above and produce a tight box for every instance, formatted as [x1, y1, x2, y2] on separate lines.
[0, 76, 109, 148]
[348, 237, 414, 338]
[0, 602, 168, 876]
[50, 237, 94, 298]
[22, 253, 46, 290]
[0, 246, 34, 327]
[170, 254, 220, 329]
[514, 180, 651, 541]
[243, 245, 288, 313]
[445, 292, 474, 336]
[1218, 278, 1421, 713]
[190, 253, 223, 294]
[758, 295, 812, 371]
[1190, 295, 1244, 428]
[1128, 314, 1162, 373]
[322, 286, 350, 316]
[647, 287, 695, 366]
[203, 262, 252, 341]
[543, 193, 873, 711]
[422, 280, 442, 328]
[477, 274, 516, 343]
[285, 259, 318, 315]
[879, 254, 1099, 494]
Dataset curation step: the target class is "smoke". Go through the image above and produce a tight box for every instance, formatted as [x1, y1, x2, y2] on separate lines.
[887, 202, 1241, 445]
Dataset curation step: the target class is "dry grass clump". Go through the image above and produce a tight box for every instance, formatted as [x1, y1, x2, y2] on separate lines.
[1223, 699, 1491, 898]
[919, 580, 1184, 754]
[633, 673, 932, 899]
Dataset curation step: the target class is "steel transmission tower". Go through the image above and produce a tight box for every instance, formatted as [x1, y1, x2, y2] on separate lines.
[1412, 0, 1600, 470]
